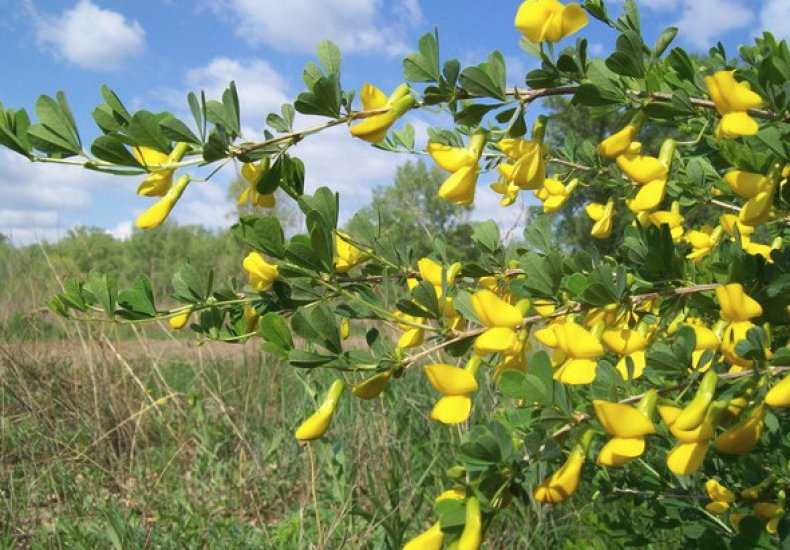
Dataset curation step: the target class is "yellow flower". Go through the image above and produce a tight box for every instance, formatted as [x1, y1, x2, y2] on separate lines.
[616, 351, 647, 380]
[685, 226, 718, 263]
[417, 257, 462, 298]
[720, 213, 754, 239]
[471, 290, 522, 355]
[666, 440, 710, 476]
[659, 373, 719, 475]
[535, 178, 577, 213]
[349, 83, 415, 143]
[244, 306, 260, 334]
[169, 310, 191, 329]
[403, 522, 444, 550]
[594, 398, 656, 467]
[428, 132, 486, 206]
[766, 373, 790, 408]
[133, 146, 174, 196]
[704, 479, 736, 514]
[704, 71, 763, 139]
[597, 121, 640, 159]
[497, 137, 547, 190]
[724, 170, 772, 199]
[739, 189, 774, 226]
[515, 0, 588, 43]
[425, 363, 478, 424]
[535, 321, 604, 384]
[602, 328, 647, 356]
[394, 311, 425, 349]
[648, 210, 684, 242]
[534, 430, 592, 503]
[294, 380, 345, 441]
[626, 179, 667, 213]
[136, 173, 191, 229]
[334, 231, 367, 273]
[242, 251, 279, 292]
[706, 479, 736, 503]
[585, 200, 614, 239]
[684, 323, 721, 371]
[716, 283, 762, 323]
[238, 159, 275, 208]
[351, 371, 392, 400]
[616, 143, 668, 185]
[714, 405, 764, 455]
[458, 497, 482, 550]
[490, 179, 521, 206]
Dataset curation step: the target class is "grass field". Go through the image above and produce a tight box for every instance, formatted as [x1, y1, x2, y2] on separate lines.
[1, 314, 623, 549]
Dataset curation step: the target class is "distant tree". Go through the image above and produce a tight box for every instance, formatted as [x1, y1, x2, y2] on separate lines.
[357, 160, 477, 261]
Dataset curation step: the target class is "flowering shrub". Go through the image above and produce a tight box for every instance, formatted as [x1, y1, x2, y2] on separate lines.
[2, 0, 788, 546]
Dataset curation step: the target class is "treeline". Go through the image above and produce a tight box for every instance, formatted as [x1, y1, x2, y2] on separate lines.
[0, 225, 248, 339]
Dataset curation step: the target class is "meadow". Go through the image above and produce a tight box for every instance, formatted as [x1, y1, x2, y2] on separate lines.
[0, 228, 675, 549]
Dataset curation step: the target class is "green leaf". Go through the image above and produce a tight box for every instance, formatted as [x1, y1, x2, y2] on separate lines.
[453, 103, 501, 126]
[222, 81, 241, 136]
[85, 270, 117, 317]
[187, 91, 206, 142]
[605, 31, 645, 78]
[117, 274, 156, 319]
[90, 135, 141, 167]
[172, 264, 210, 303]
[472, 220, 501, 253]
[459, 51, 507, 100]
[498, 370, 526, 399]
[288, 349, 337, 368]
[316, 40, 342, 77]
[34, 94, 81, 152]
[307, 210, 334, 273]
[160, 117, 200, 144]
[231, 215, 285, 258]
[403, 31, 440, 83]
[100, 85, 131, 122]
[260, 312, 294, 350]
[126, 111, 170, 152]
[55, 91, 80, 148]
[0, 106, 33, 158]
[59, 278, 89, 312]
[292, 304, 341, 354]
[442, 58, 461, 85]
[298, 186, 338, 229]
[460, 425, 502, 466]
[294, 75, 342, 118]
[203, 127, 230, 162]
[651, 26, 678, 60]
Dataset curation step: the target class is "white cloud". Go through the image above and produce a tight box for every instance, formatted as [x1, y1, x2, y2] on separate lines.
[294, 119, 405, 220]
[183, 57, 290, 126]
[757, 0, 790, 42]
[638, 0, 680, 10]
[672, 0, 754, 49]
[107, 220, 134, 240]
[0, 150, 121, 244]
[206, 0, 421, 56]
[33, 0, 145, 71]
[173, 182, 234, 227]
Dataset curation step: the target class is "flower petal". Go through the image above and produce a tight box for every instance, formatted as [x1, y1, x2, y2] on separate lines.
[431, 395, 472, 424]
[424, 364, 478, 395]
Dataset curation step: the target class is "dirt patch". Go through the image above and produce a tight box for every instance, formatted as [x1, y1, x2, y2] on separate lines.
[0, 337, 263, 366]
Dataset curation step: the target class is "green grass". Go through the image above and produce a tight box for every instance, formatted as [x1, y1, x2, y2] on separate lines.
[1, 324, 675, 549]
[0, 324, 459, 548]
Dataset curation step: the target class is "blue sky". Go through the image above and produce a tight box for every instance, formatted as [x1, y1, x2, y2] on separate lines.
[0, 0, 787, 244]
